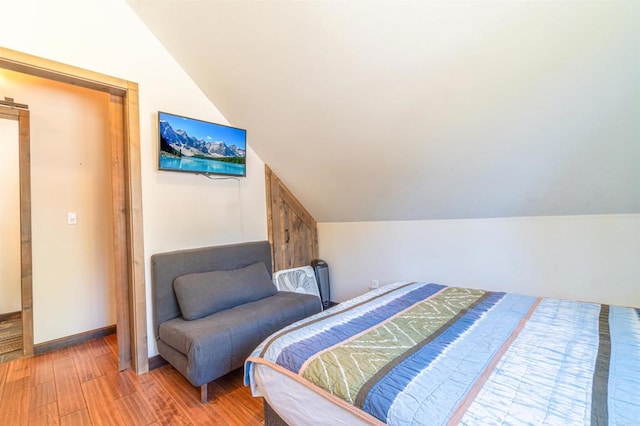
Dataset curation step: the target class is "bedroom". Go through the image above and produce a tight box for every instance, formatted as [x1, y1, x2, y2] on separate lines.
[0, 0, 637, 424]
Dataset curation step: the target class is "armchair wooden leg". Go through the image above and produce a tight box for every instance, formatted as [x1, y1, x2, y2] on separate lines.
[200, 383, 208, 403]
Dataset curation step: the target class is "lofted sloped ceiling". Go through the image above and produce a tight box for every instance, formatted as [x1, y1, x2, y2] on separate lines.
[127, 1, 639, 223]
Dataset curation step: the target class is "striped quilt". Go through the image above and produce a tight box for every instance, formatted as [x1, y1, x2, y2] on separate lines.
[245, 282, 640, 425]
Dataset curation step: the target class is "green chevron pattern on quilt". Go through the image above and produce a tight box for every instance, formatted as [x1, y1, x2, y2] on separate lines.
[300, 286, 487, 403]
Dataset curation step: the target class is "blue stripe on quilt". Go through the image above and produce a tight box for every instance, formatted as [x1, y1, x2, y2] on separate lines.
[255, 282, 423, 362]
[608, 305, 640, 424]
[383, 293, 538, 425]
[275, 283, 447, 373]
[362, 291, 513, 423]
[460, 299, 601, 425]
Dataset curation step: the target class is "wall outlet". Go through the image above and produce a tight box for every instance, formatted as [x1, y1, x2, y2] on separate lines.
[370, 279, 379, 289]
[67, 212, 77, 225]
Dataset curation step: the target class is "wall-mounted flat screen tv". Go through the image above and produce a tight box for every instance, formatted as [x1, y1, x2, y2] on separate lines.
[158, 111, 247, 177]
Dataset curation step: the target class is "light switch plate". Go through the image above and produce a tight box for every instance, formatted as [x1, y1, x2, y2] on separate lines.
[67, 212, 77, 225]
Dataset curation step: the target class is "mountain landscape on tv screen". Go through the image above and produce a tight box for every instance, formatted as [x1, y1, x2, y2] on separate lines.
[159, 119, 245, 162]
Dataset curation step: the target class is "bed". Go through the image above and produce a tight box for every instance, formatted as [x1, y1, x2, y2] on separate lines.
[245, 281, 640, 425]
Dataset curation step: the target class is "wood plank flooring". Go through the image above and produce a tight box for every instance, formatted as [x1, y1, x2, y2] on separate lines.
[0, 334, 264, 425]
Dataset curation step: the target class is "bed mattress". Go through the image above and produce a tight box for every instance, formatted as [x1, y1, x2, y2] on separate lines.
[245, 281, 640, 425]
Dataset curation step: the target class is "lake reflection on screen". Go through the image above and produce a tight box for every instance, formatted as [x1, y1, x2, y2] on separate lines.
[160, 156, 245, 176]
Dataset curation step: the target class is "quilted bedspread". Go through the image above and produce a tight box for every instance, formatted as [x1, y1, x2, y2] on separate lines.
[245, 282, 640, 425]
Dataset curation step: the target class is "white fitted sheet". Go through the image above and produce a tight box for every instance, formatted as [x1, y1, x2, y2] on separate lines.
[252, 363, 374, 425]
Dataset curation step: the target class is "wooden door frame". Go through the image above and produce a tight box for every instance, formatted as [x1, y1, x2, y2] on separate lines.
[0, 47, 148, 374]
[0, 105, 33, 357]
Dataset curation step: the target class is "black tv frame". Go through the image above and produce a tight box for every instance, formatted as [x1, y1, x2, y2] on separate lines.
[158, 111, 247, 177]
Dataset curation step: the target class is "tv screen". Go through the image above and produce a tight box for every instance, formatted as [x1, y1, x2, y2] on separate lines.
[158, 111, 246, 177]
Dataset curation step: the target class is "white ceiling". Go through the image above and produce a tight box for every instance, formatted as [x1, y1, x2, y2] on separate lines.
[127, 1, 639, 223]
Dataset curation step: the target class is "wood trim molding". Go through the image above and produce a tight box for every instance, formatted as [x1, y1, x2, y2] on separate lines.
[124, 82, 149, 374]
[0, 105, 34, 358]
[34, 325, 116, 355]
[0, 47, 148, 374]
[109, 94, 131, 371]
[148, 354, 168, 371]
[0, 108, 20, 120]
[0, 311, 21, 322]
[18, 108, 34, 357]
[0, 47, 128, 96]
[265, 165, 276, 272]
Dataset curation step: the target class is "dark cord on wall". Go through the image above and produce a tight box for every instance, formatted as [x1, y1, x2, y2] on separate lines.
[197, 173, 241, 182]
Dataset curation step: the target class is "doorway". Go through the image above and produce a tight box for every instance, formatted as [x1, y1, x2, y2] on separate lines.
[0, 104, 32, 361]
[0, 73, 116, 364]
[0, 47, 148, 374]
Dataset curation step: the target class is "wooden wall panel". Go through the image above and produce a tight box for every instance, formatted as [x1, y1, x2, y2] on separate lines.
[265, 165, 318, 272]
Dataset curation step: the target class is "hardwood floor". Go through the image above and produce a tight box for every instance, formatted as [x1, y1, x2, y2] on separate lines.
[0, 334, 264, 425]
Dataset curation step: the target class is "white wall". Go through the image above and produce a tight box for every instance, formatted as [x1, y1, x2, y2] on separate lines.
[0, 118, 21, 314]
[318, 214, 640, 308]
[144, 1, 640, 224]
[0, 0, 267, 353]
